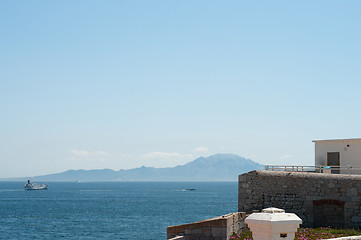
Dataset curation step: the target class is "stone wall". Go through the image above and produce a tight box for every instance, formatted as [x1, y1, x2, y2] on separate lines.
[167, 212, 247, 240]
[238, 170, 361, 228]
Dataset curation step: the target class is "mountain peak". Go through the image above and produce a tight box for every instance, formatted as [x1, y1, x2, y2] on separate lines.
[186, 153, 253, 166]
[13, 153, 264, 182]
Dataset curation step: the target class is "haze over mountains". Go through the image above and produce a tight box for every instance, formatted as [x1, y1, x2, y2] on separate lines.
[5, 154, 264, 182]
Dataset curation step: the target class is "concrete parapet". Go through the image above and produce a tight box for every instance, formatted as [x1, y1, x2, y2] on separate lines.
[167, 212, 247, 240]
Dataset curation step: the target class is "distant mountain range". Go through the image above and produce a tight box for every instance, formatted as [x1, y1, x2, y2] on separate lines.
[3, 154, 264, 182]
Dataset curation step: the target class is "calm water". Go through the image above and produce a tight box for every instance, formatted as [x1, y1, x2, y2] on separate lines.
[0, 182, 237, 239]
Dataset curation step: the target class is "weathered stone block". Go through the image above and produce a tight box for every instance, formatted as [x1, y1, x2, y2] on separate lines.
[351, 216, 361, 223]
[352, 196, 360, 201]
[199, 237, 211, 240]
[212, 237, 227, 240]
[185, 236, 197, 240]
[183, 229, 191, 235]
[211, 228, 227, 237]
[202, 228, 211, 236]
[191, 228, 202, 235]
[347, 188, 358, 196]
[306, 196, 316, 201]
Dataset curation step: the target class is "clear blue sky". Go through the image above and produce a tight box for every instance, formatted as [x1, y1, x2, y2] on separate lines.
[1, 1, 361, 178]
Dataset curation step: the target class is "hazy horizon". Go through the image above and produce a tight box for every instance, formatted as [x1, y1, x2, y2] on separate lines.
[2, 153, 262, 181]
[4, 153, 242, 179]
[2, 1, 361, 178]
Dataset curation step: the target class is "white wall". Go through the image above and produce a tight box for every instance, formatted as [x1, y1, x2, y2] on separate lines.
[314, 140, 361, 174]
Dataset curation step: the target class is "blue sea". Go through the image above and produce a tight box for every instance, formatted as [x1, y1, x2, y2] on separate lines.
[0, 182, 237, 239]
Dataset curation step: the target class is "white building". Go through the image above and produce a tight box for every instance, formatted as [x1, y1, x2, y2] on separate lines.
[313, 138, 361, 174]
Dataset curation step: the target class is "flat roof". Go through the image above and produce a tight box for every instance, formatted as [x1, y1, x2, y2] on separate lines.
[312, 138, 361, 143]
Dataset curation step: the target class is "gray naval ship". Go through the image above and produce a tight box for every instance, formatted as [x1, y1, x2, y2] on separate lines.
[24, 180, 48, 190]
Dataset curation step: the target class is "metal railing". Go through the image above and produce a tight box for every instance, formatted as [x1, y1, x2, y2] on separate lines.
[265, 165, 361, 175]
